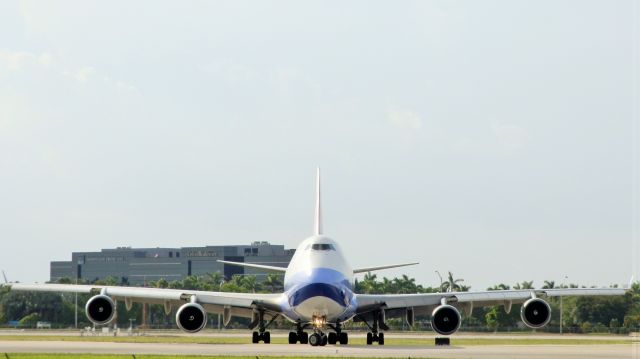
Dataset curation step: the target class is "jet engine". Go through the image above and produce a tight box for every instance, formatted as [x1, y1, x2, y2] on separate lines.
[85, 295, 116, 325]
[520, 298, 551, 328]
[431, 304, 461, 335]
[176, 302, 208, 333]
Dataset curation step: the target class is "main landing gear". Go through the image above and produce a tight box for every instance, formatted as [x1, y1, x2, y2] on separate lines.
[252, 331, 270, 344]
[361, 311, 387, 345]
[250, 310, 278, 344]
[327, 321, 348, 345]
[288, 322, 309, 344]
[366, 332, 384, 345]
[327, 331, 348, 345]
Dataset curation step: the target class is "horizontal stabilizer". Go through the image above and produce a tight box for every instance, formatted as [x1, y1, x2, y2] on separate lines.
[216, 260, 287, 273]
[353, 262, 419, 274]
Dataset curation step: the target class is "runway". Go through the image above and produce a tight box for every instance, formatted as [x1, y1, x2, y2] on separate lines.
[1, 341, 638, 358]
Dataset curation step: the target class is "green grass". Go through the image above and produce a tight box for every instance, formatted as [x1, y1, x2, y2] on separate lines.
[0, 356, 417, 359]
[0, 335, 632, 346]
[0, 335, 259, 344]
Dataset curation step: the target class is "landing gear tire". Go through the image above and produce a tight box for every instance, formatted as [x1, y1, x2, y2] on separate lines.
[366, 332, 384, 345]
[328, 332, 337, 345]
[321, 334, 328, 346]
[339, 332, 348, 345]
[309, 333, 321, 347]
[364, 310, 386, 346]
[252, 331, 270, 344]
[289, 331, 308, 344]
[252, 310, 277, 344]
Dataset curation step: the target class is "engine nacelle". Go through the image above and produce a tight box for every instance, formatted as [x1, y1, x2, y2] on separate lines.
[520, 298, 551, 328]
[431, 304, 461, 335]
[85, 295, 116, 325]
[176, 302, 207, 333]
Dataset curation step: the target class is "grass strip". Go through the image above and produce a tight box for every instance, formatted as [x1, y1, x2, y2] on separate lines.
[0, 356, 435, 359]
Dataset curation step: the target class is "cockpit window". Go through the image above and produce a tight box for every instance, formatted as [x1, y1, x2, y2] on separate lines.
[311, 243, 335, 251]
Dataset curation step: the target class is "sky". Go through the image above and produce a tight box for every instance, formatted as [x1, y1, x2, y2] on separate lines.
[0, 0, 638, 290]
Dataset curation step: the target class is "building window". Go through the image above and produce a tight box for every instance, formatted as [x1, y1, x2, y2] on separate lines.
[176, 252, 180, 258]
[169, 252, 173, 258]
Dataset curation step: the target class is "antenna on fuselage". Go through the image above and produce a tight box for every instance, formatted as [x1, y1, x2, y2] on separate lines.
[314, 167, 323, 236]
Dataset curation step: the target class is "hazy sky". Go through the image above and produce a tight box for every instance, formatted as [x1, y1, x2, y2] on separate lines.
[0, 1, 638, 290]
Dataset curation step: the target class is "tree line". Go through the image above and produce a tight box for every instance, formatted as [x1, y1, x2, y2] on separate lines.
[1, 272, 639, 333]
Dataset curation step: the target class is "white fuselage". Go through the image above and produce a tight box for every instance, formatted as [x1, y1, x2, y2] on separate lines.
[279, 235, 357, 324]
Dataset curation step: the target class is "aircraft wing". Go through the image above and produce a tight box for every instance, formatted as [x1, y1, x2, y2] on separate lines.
[353, 262, 419, 274]
[355, 287, 627, 317]
[216, 260, 287, 272]
[7, 283, 283, 319]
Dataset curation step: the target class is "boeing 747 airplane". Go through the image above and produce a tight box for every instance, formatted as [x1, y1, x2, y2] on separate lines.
[4, 170, 627, 346]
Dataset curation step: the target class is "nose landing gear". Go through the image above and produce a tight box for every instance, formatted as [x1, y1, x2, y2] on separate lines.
[309, 332, 328, 346]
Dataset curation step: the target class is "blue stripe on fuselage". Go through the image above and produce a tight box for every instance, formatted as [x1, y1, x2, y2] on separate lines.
[289, 282, 346, 306]
[285, 267, 354, 308]
[280, 267, 358, 322]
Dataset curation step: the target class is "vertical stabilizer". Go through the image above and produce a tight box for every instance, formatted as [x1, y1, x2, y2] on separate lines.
[314, 167, 323, 235]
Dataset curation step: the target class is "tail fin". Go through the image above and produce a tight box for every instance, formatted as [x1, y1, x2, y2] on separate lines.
[314, 167, 323, 235]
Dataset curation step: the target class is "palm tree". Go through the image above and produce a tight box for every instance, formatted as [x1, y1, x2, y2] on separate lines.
[263, 274, 283, 293]
[394, 275, 417, 293]
[204, 272, 224, 286]
[361, 273, 380, 294]
[542, 280, 555, 289]
[241, 276, 260, 293]
[392, 277, 404, 293]
[513, 281, 534, 290]
[155, 278, 169, 289]
[229, 274, 246, 289]
[94, 276, 118, 286]
[199, 272, 224, 291]
[380, 277, 394, 293]
[182, 275, 202, 290]
[487, 283, 510, 291]
[441, 272, 464, 292]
